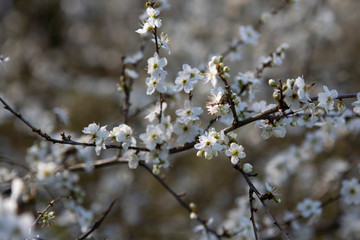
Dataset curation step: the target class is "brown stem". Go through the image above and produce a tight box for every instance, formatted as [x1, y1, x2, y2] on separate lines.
[249, 189, 259, 240]
[76, 197, 119, 240]
[234, 164, 290, 240]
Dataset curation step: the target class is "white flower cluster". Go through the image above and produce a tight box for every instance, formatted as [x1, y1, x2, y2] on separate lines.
[145, 52, 168, 95]
[282, 76, 311, 111]
[260, 43, 289, 68]
[174, 64, 203, 93]
[82, 123, 136, 157]
[195, 129, 249, 167]
[136, 7, 162, 35]
[255, 117, 293, 139]
[239, 25, 260, 45]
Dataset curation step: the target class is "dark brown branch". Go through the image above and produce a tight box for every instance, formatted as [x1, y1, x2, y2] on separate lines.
[169, 93, 359, 154]
[1, 92, 358, 157]
[76, 196, 119, 240]
[234, 164, 290, 240]
[169, 105, 279, 154]
[248, 188, 259, 240]
[139, 162, 222, 239]
[0, 96, 149, 152]
[218, 72, 238, 125]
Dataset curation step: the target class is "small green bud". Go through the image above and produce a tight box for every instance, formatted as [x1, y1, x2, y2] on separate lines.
[274, 196, 281, 203]
[152, 166, 160, 175]
[337, 101, 346, 113]
[211, 56, 218, 64]
[290, 79, 295, 87]
[204, 151, 212, 159]
[196, 150, 204, 157]
[268, 79, 277, 87]
[224, 66, 230, 72]
[273, 91, 281, 101]
[282, 85, 288, 91]
[219, 56, 224, 62]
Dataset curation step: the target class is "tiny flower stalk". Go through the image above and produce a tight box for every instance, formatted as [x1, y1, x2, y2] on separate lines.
[216, 58, 239, 125]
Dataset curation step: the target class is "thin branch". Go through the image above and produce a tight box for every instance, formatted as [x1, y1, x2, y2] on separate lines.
[0, 96, 148, 152]
[282, 194, 341, 227]
[169, 93, 359, 154]
[57, 156, 128, 172]
[248, 188, 259, 240]
[221, 0, 291, 58]
[234, 164, 290, 240]
[31, 195, 69, 232]
[0, 155, 31, 171]
[139, 162, 222, 239]
[219, 73, 238, 125]
[76, 196, 119, 240]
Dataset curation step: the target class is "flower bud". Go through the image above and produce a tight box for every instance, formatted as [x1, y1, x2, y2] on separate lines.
[152, 166, 160, 175]
[190, 212, 198, 220]
[189, 202, 197, 209]
[219, 56, 224, 62]
[274, 196, 281, 203]
[211, 56, 218, 64]
[273, 91, 281, 101]
[242, 163, 253, 173]
[337, 101, 346, 113]
[204, 151, 212, 159]
[268, 79, 277, 87]
[223, 66, 230, 72]
[196, 150, 204, 157]
[261, 12, 271, 23]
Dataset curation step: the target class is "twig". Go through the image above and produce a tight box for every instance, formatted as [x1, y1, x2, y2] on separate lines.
[0, 155, 31, 171]
[221, 0, 291, 58]
[76, 196, 119, 240]
[234, 164, 290, 240]
[139, 162, 222, 239]
[57, 156, 128, 172]
[31, 195, 68, 232]
[0, 96, 149, 152]
[169, 93, 359, 154]
[219, 73, 238, 125]
[248, 188, 259, 240]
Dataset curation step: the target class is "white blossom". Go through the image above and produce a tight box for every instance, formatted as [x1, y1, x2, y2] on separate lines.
[195, 128, 224, 159]
[239, 25, 259, 45]
[174, 64, 202, 93]
[109, 124, 136, 150]
[139, 124, 165, 150]
[297, 198, 322, 218]
[176, 100, 203, 123]
[317, 85, 338, 112]
[225, 143, 246, 164]
[351, 92, 360, 114]
[340, 178, 360, 205]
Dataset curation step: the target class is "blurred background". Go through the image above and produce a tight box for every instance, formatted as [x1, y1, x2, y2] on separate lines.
[1, 0, 360, 239]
